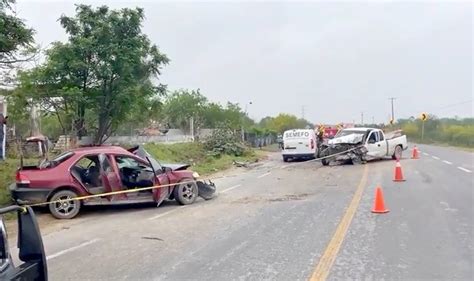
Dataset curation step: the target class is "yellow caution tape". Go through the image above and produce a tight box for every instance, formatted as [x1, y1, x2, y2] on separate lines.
[24, 146, 364, 209]
[26, 179, 199, 208]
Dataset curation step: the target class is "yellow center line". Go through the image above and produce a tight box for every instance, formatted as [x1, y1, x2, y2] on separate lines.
[309, 164, 369, 281]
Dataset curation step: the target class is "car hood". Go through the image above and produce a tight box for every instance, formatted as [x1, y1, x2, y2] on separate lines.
[162, 163, 191, 171]
[328, 133, 364, 145]
[130, 146, 190, 171]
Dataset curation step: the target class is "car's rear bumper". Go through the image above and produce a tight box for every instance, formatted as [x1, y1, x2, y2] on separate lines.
[9, 184, 51, 205]
[282, 153, 316, 159]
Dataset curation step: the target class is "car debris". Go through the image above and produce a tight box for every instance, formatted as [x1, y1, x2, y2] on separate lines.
[319, 127, 408, 166]
[232, 160, 248, 168]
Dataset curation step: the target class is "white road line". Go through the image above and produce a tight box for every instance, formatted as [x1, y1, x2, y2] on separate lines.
[257, 172, 271, 179]
[220, 184, 242, 194]
[148, 207, 186, 220]
[47, 239, 100, 260]
[442, 160, 453, 165]
[432, 156, 440, 160]
[457, 167, 472, 173]
[423, 152, 430, 156]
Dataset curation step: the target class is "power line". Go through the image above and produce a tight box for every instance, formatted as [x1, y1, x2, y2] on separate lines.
[435, 99, 473, 110]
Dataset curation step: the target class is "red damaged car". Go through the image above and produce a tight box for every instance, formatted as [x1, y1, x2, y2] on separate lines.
[9, 145, 216, 219]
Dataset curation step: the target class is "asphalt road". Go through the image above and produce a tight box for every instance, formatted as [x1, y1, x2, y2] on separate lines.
[9, 145, 474, 280]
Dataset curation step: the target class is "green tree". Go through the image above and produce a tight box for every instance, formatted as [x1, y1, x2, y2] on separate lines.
[163, 89, 208, 132]
[16, 5, 169, 144]
[0, 0, 35, 85]
[263, 113, 312, 133]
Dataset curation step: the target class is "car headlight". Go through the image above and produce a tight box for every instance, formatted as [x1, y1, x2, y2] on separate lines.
[192, 172, 200, 178]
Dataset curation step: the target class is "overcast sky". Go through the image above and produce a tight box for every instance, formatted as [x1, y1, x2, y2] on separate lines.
[14, 0, 473, 123]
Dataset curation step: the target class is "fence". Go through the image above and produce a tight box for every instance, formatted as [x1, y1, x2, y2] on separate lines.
[51, 128, 276, 149]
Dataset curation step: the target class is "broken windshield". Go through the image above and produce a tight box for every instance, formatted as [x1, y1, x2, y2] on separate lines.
[38, 151, 74, 169]
[133, 146, 163, 172]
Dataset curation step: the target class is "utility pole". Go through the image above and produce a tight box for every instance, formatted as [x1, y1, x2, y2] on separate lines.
[190, 116, 194, 141]
[241, 101, 252, 142]
[389, 97, 396, 123]
[360, 112, 364, 125]
[372, 116, 375, 125]
[301, 105, 305, 120]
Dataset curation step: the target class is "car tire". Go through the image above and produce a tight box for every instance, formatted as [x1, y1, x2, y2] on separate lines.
[174, 179, 198, 205]
[321, 158, 329, 166]
[48, 190, 81, 219]
[283, 156, 289, 162]
[392, 145, 403, 160]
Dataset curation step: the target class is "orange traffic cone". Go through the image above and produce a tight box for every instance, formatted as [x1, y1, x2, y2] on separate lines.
[393, 160, 406, 182]
[372, 186, 389, 213]
[411, 145, 419, 159]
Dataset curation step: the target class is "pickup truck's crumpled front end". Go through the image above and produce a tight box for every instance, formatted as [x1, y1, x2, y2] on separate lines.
[320, 144, 368, 165]
[328, 133, 364, 145]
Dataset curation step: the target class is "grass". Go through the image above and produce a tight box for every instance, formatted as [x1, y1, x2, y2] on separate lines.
[144, 142, 262, 175]
[408, 138, 474, 152]
[0, 159, 38, 207]
[0, 143, 267, 207]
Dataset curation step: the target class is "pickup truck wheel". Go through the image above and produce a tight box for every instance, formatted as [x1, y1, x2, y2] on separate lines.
[392, 145, 403, 160]
[321, 158, 329, 166]
[174, 179, 198, 205]
[48, 190, 81, 219]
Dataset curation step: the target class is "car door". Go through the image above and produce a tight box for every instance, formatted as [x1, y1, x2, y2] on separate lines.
[366, 130, 387, 159]
[98, 154, 126, 201]
[129, 146, 171, 204]
[377, 131, 388, 156]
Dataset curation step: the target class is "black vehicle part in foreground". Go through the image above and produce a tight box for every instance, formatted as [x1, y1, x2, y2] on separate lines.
[0, 205, 47, 281]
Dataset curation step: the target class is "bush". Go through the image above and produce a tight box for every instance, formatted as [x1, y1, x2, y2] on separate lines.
[203, 122, 246, 157]
[400, 118, 474, 147]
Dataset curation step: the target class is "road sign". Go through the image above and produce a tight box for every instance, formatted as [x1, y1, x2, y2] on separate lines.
[420, 113, 428, 140]
[420, 112, 428, 121]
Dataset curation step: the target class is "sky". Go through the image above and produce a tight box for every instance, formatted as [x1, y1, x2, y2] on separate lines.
[13, 0, 473, 124]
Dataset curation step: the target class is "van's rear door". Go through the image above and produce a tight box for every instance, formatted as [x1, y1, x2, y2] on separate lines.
[283, 130, 314, 155]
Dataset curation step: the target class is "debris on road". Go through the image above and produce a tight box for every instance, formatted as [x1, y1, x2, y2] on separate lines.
[141, 236, 164, 241]
[233, 160, 249, 168]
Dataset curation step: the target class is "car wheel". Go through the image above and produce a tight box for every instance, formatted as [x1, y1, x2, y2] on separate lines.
[283, 156, 289, 162]
[174, 179, 198, 205]
[392, 145, 403, 160]
[48, 190, 81, 219]
[321, 158, 329, 166]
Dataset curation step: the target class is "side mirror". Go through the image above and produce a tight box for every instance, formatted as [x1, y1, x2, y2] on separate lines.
[368, 139, 376, 144]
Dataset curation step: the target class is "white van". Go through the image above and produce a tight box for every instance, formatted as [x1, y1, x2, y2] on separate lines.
[281, 129, 318, 162]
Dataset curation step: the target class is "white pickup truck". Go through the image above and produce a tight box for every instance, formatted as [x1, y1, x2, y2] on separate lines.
[319, 127, 408, 165]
